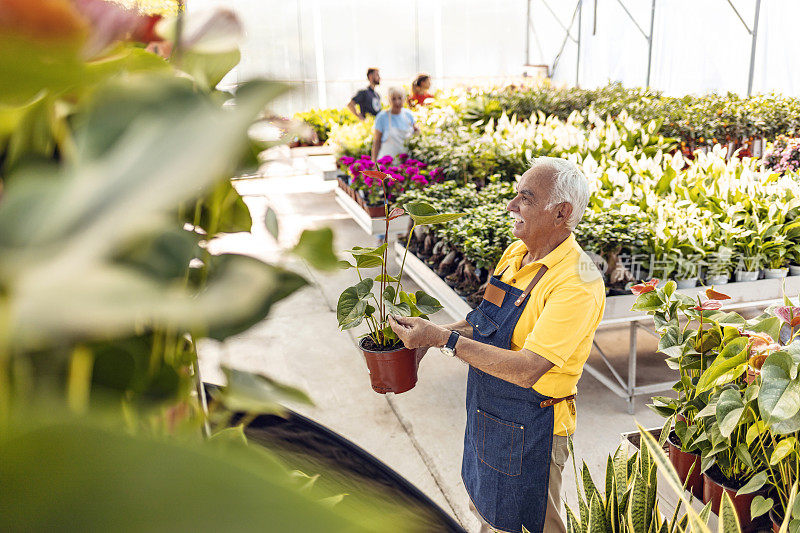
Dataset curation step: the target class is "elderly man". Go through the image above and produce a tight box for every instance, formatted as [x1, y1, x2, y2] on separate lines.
[389, 157, 605, 533]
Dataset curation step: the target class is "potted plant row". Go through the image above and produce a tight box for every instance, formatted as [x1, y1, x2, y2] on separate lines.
[336, 170, 465, 394]
[336, 154, 445, 219]
[635, 278, 800, 531]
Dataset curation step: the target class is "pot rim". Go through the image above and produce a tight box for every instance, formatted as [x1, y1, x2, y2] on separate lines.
[358, 336, 411, 355]
[703, 464, 753, 494]
[667, 430, 700, 456]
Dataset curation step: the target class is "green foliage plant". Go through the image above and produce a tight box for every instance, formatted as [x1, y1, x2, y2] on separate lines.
[336, 170, 465, 348]
[0, 4, 422, 530]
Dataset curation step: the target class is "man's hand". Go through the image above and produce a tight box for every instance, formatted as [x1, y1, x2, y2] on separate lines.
[388, 315, 449, 350]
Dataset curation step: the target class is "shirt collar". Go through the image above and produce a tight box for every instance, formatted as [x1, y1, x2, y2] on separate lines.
[511, 234, 576, 270]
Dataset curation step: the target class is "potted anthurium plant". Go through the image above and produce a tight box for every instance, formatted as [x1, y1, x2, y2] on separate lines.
[336, 170, 465, 394]
[634, 279, 800, 530]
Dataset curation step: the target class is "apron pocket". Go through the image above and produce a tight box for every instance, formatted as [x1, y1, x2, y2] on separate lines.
[475, 409, 524, 476]
[465, 308, 499, 338]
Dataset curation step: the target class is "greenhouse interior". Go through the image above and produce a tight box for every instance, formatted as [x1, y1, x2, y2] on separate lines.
[7, 0, 800, 532]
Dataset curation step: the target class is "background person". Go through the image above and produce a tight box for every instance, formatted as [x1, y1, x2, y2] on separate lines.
[408, 73, 433, 106]
[371, 87, 418, 162]
[347, 67, 382, 121]
[389, 157, 605, 533]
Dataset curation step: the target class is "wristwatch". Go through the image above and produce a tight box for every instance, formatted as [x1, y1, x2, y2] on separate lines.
[440, 330, 460, 357]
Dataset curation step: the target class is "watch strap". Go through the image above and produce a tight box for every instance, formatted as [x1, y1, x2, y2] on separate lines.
[446, 330, 460, 350]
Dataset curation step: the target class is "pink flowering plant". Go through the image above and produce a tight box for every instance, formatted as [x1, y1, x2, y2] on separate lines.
[764, 135, 800, 174]
[337, 153, 446, 206]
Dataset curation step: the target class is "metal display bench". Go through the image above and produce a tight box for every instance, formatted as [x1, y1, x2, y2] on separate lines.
[395, 242, 800, 413]
[333, 187, 410, 236]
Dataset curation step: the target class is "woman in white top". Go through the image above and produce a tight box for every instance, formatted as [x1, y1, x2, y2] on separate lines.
[371, 87, 419, 162]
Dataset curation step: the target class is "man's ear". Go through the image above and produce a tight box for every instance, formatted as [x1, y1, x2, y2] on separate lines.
[555, 202, 573, 227]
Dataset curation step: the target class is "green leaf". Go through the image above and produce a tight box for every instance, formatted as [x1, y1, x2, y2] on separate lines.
[0, 417, 407, 532]
[759, 351, 800, 434]
[771, 438, 797, 465]
[403, 201, 466, 226]
[343, 244, 387, 269]
[386, 301, 411, 317]
[0, 79, 290, 349]
[375, 274, 399, 282]
[588, 492, 607, 533]
[750, 496, 774, 519]
[265, 207, 279, 239]
[719, 492, 741, 533]
[631, 291, 664, 312]
[292, 228, 339, 271]
[382, 285, 396, 303]
[336, 279, 373, 329]
[219, 366, 312, 414]
[736, 471, 768, 496]
[716, 388, 745, 438]
[413, 291, 443, 315]
[695, 337, 748, 394]
[746, 316, 782, 343]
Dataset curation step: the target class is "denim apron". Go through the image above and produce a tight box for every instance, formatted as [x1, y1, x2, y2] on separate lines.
[462, 265, 572, 533]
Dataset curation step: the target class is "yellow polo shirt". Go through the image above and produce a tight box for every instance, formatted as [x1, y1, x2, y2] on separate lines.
[494, 234, 605, 436]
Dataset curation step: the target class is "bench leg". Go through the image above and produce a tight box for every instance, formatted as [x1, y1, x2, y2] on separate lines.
[627, 322, 638, 415]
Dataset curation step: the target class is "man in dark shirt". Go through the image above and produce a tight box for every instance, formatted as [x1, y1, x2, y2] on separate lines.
[347, 68, 382, 120]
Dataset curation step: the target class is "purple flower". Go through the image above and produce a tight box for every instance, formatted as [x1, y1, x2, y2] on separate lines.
[377, 155, 394, 165]
[397, 153, 408, 161]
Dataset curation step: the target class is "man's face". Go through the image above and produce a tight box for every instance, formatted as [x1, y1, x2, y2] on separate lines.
[506, 167, 563, 242]
[370, 71, 381, 85]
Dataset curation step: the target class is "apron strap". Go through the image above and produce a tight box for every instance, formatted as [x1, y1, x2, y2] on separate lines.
[539, 393, 576, 408]
[513, 265, 548, 307]
[495, 266, 509, 278]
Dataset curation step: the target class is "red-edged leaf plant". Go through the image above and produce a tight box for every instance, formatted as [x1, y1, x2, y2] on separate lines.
[336, 170, 466, 349]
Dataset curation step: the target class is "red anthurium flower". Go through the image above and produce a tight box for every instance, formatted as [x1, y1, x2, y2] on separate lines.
[742, 330, 779, 355]
[387, 207, 405, 220]
[748, 353, 768, 371]
[775, 306, 800, 327]
[631, 279, 659, 295]
[692, 300, 722, 311]
[361, 170, 395, 182]
[706, 288, 731, 301]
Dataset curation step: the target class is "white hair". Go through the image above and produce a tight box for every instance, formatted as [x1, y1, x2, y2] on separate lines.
[529, 157, 590, 231]
[388, 86, 406, 99]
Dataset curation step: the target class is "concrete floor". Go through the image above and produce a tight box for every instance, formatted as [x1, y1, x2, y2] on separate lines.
[198, 152, 672, 532]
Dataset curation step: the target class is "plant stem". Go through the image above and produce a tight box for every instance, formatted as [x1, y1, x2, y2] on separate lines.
[395, 224, 416, 304]
[379, 180, 389, 344]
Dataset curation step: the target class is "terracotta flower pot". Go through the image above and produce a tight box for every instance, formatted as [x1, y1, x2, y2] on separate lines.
[360, 338, 418, 394]
[702, 467, 769, 532]
[667, 431, 703, 499]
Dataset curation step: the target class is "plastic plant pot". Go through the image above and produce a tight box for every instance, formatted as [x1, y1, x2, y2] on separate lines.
[735, 271, 759, 282]
[360, 337, 419, 394]
[788, 265, 800, 276]
[705, 274, 729, 285]
[667, 431, 703, 499]
[676, 278, 698, 289]
[764, 268, 789, 279]
[365, 204, 387, 218]
[702, 466, 769, 532]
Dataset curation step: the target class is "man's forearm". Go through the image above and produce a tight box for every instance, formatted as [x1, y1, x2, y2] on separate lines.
[431, 327, 553, 388]
[441, 319, 473, 339]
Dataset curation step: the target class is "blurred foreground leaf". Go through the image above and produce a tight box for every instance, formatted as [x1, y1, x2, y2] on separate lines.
[0, 417, 406, 532]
